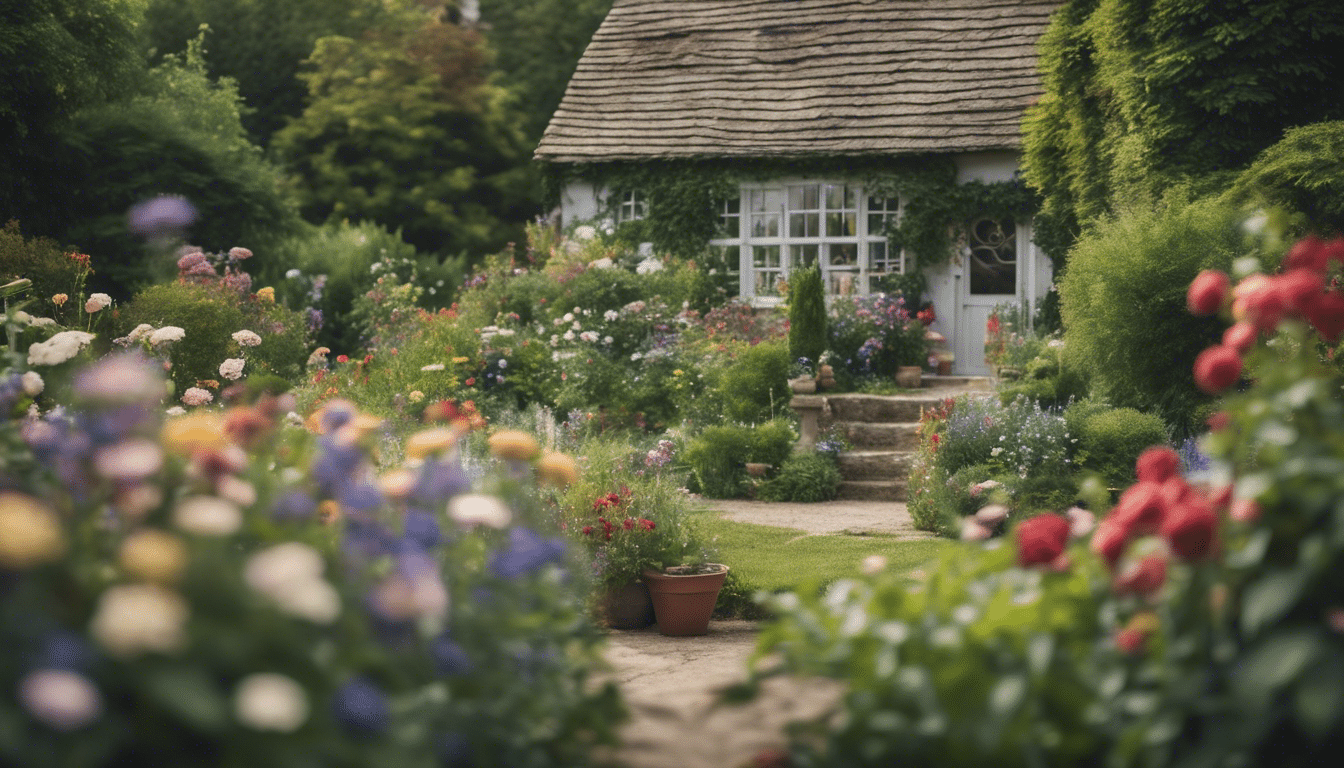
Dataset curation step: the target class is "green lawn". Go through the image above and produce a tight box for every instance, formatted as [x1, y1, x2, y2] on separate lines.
[687, 510, 949, 618]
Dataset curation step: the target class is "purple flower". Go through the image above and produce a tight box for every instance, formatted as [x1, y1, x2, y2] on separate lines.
[429, 635, 473, 677]
[127, 196, 198, 237]
[401, 510, 441, 551]
[338, 482, 383, 512]
[488, 527, 567, 580]
[410, 458, 470, 505]
[272, 490, 317, 522]
[332, 678, 388, 735]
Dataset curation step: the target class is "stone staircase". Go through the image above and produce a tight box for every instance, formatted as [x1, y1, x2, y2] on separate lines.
[819, 376, 994, 501]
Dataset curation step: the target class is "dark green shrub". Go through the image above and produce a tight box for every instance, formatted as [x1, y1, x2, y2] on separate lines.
[787, 266, 826, 366]
[757, 453, 841, 503]
[1225, 120, 1344, 236]
[0, 222, 85, 317]
[996, 345, 1089, 410]
[684, 420, 796, 499]
[1059, 197, 1246, 436]
[1074, 406, 1170, 488]
[711, 338, 791, 423]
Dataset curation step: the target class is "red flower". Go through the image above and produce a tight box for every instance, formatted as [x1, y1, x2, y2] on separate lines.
[622, 518, 635, 531]
[1161, 499, 1218, 561]
[1015, 513, 1071, 568]
[336, 354, 349, 363]
[1302, 289, 1344, 343]
[581, 526, 594, 536]
[1112, 481, 1168, 538]
[1222, 321, 1258, 353]
[1187, 269, 1230, 316]
[1229, 498, 1261, 523]
[1113, 554, 1167, 596]
[1116, 612, 1159, 654]
[465, 377, 476, 386]
[1276, 269, 1326, 317]
[1091, 517, 1128, 568]
[1135, 447, 1180, 484]
[640, 519, 655, 530]
[1283, 235, 1329, 272]
[1206, 411, 1230, 432]
[1193, 345, 1242, 394]
[1235, 275, 1287, 332]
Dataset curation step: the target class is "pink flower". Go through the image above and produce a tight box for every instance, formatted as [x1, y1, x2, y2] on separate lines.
[1222, 321, 1258, 353]
[1135, 447, 1180, 484]
[1229, 498, 1261, 523]
[1193, 345, 1242, 394]
[181, 387, 213, 407]
[1161, 499, 1219, 561]
[1091, 517, 1128, 569]
[1186, 270, 1230, 316]
[1111, 481, 1168, 538]
[1015, 513, 1071, 568]
[1113, 554, 1167, 596]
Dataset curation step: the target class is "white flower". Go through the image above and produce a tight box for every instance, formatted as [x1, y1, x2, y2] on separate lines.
[603, 336, 613, 345]
[573, 225, 596, 241]
[20, 371, 43, 396]
[149, 326, 186, 346]
[571, 320, 581, 331]
[636, 257, 664, 274]
[18, 670, 103, 731]
[84, 293, 112, 312]
[219, 358, 246, 381]
[420, 363, 445, 371]
[579, 331, 599, 343]
[272, 579, 341, 624]
[232, 330, 262, 347]
[181, 387, 213, 407]
[562, 331, 575, 341]
[860, 555, 888, 575]
[234, 674, 309, 732]
[245, 543, 341, 624]
[27, 330, 96, 366]
[173, 496, 242, 536]
[630, 352, 643, 361]
[89, 584, 189, 657]
[497, 359, 508, 369]
[591, 257, 614, 269]
[165, 406, 187, 416]
[93, 439, 164, 482]
[447, 493, 512, 529]
[216, 475, 257, 507]
[604, 310, 619, 322]
[285, 268, 302, 279]
[563, 313, 574, 323]
[127, 324, 156, 343]
[28, 316, 57, 328]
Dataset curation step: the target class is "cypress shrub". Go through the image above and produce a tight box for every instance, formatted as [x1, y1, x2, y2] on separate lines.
[788, 266, 827, 366]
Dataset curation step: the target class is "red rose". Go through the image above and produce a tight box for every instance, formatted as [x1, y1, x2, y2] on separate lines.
[1091, 517, 1128, 568]
[1207, 411, 1230, 432]
[1193, 345, 1242, 394]
[1236, 276, 1287, 332]
[1015, 513, 1071, 568]
[1116, 627, 1148, 655]
[1222, 322, 1258, 353]
[1161, 500, 1218, 560]
[1135, 447, 1180, 484]
[1302, 289, 1344, 343]
[640, 519, 655, 531]
[1323, 237, 1344, 267]
[623, 518, 634, 531]
[1112, 481, 1168, 537]
[1187, 270, 1230, 316]
[581, 526, 593, 536]
[1113, 554, 1167, 596]
[1283, 235, 1329, 272]
[1276, 268, 1326, 315]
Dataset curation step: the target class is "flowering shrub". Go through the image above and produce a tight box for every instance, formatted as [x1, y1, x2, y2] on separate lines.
[0, 353, 622, 766]
[827, 292, 930, 378]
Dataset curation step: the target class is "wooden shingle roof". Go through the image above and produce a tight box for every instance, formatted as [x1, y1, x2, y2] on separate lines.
[535, 0, 1060, 163]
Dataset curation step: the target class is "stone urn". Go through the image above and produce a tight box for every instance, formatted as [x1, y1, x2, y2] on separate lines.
[789, 376, 817, 394]
[816, 364, 836, 391]
[642, 564, 729, 636]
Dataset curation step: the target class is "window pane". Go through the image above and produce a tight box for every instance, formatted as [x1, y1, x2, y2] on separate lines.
[825, 184, 856, 211]
[826, 211, 856, 237]
[751, 213, 779, 238]
[750, 190, 768, 212]
[968, 217, 1017, 295]
[755, 270, 782, 295]
[829, 271, 858, 296]
[789, 212, 819, 238]
[828, 243, 857, 267]
[789, 185, 819, 210]
[752, 245, 780, 269]
[869, 240, 888, 269]
[790, 244, 818, 268]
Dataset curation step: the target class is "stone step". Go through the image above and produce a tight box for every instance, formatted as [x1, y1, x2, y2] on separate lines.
[826, 393, 944, 423]
[838, 479, 908, 502]
[922, 375, 995, 392]
[835, 450, 914, 482]
[836, 422, 921, 451]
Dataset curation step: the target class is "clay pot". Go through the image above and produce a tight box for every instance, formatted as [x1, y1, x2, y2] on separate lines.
[597, 582, 656, 629]
[642, 564, 729, 636]
[816, 364, 836, 390]
[937, 359, 953, 376]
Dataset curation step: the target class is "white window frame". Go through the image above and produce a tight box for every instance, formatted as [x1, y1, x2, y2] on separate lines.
[708, 180, 905, 307]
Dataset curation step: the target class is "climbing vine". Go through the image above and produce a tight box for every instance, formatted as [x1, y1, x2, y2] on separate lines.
[542, 155, 1038, 273]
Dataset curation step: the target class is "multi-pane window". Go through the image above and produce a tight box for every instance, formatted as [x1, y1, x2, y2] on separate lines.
[615, 190, 646, 223]
[708, 182, 905, 303]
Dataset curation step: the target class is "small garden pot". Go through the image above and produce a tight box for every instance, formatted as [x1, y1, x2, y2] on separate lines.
[816, 364, 836, 391]
[641, 564, 729, 636]
[597, 582, 656, 629]
[895, 366, 922, 389]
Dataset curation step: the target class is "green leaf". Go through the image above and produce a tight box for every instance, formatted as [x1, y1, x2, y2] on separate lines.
[1226, 527, 1271, 569]
[1294, 653, 1344, 739]
[989, 674, 1028, 718]
[145, 666, 230, 733]
[1241, 569, 1309, 637]
[1234, 630, 1322, 704]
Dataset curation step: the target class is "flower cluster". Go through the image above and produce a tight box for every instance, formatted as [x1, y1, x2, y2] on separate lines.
[827, 292, 930, 377]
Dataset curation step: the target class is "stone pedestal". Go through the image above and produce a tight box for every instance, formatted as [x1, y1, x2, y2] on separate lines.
[790, 394, 825, 452]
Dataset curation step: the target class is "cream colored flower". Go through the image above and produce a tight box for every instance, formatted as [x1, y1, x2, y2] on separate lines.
[84, 293, 112, 313]
[234, 673, 308, 732]
[244, 543, 340, 624]
[405, 427, 461, 459]
[119, 529, 188, 583]
[219, 358, 246, 381]
[860, 555, 888, 575]
[93, 439, 164, 482]
[172, 496, 242, 536]
[447, 493, 511, 529]
[127, 323, 156, 343]
[487, 429, 539, 460]
[148, 326, 185, 346]
[231, 330, 262, 347]
[0, 492, 65, 568]
[27, 330, 95, 366]
[18, 670, 102, 731]
[20, 371, 43, 396]
[89, 584, 189, 657]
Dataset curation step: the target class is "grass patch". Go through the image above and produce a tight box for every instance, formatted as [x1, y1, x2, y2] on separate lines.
[689, 510, 950, 618]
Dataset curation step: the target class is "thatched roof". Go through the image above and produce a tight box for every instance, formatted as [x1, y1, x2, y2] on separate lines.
[535, 0, 1060, 164]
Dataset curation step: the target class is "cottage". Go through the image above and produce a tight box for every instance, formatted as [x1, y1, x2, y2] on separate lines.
[535, 0, 1059, 375]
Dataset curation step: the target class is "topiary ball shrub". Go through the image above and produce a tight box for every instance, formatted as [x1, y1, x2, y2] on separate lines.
[756, 452, 841, 503]
[1058, 196, 1246, 436]
[1073, 406, 1171, 488]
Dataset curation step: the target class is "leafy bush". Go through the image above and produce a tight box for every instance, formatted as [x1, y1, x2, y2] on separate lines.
[0, 223, 87, 319]
[757, 452, 841, 503]
[827, 292, 929, 378]
[1073, 406, 1170, 487]
[699, 338, 792, 425]
[788, 265, 827, 365]
[1225, 120, 1344, 236]
[995, 343, 1089, 410]
[683, 421, 796, 499]
[1058, 197, 1246, 436]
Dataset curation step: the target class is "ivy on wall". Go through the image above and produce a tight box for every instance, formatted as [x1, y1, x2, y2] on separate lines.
[542, 155, 1038, 276]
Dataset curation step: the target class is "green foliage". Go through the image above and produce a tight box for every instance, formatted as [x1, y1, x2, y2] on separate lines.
[1225, 121, 1344, 236]
[271, 8, 536, 263]
[0, 222, 86, 316]
[1073, 406, 1169, 488]
[141, 0, 388, 145]
[478, 0, 615, 144]
[683, 421, 796, 499]
[691, 338, 791, 425]
[995, 345, 1090, 411]
[827, 292, 930, 376]
[787, 266, 826, 366]
[756, 452, 841, 503]
[1058, 197, 1245, 436]
[1023, 0, 1344, 262]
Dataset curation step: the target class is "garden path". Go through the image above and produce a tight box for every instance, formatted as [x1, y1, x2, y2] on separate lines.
[597, 498, 929, 768]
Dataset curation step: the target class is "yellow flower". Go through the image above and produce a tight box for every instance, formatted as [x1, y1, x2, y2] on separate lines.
[405, 426, 463, 459]
[673, 369, 684, 376]
[408, 390, 424, 403]
[52, 293, 69, 307]
[487, 429, 540, 461]
[161, 413, 228, 455]
[256, 287, 275, 303]
[0, 493, 65, 568]
[536, 451, 579, 487]
[119, 529, 188, 583]
[451, 356, 470, 364]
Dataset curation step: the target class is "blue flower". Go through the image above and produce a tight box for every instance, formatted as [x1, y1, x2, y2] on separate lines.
[488, 527, 568, 580]
[272, 490, 318, 522]
[332, 678, 389, 735]
[429, 635, 473, 677]
[410, 457, 470, 505]
[401, 510, 441, 551]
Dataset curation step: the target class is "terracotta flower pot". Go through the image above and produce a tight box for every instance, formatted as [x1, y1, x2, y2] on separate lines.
[597, 581, 656, 629]
[641, 564, 729, 636]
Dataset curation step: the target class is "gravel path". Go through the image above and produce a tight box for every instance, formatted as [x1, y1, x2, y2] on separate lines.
[693, 497, 938, 541]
